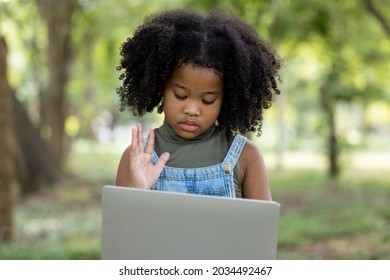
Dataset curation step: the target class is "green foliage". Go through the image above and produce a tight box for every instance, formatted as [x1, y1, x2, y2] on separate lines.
[2, 0, 389, 148]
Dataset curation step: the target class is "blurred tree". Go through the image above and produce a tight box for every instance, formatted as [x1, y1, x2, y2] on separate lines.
[0, 36, 15, 243]
[316, 1, 389, 177]
[0, 1, 60, 196]
[365, 0, 390, 37]
[268, 0, 390, 177]
[12, 90, 60, 195]
[35, 0, 80, 162]
[320, 60, 344, 177]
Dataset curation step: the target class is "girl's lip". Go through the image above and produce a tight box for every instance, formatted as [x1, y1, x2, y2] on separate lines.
[179, 121, 199, 132]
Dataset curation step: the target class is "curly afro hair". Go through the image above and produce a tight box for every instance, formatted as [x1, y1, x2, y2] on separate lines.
[116, 8, 281, 135]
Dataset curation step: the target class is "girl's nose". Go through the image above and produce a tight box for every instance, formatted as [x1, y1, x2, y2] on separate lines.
[184, 101, 200, 116]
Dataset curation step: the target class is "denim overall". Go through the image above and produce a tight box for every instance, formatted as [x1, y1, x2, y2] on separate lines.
[150, 135, 247, 198]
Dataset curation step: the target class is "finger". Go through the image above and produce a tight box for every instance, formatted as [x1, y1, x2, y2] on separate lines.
[137, 123, 144, 152]
[130, 127, 139, 154]
[155, 152, 170, 170]
[145, 128, 155, 155]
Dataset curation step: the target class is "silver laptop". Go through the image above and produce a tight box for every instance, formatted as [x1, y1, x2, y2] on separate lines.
[101, 185, 280, 260]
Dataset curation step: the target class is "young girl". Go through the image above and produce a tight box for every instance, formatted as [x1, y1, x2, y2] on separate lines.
[115, 9, 281, 200]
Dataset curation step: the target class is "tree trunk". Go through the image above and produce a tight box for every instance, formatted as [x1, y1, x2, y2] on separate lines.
[0, 37, 15, 243]
[364, 0, 390, 37]
[35, 0, 78, 162]
[13, 92, 60, 195]
[320, 85, 340, 178]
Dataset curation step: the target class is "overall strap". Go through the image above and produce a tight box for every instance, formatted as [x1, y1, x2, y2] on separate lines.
[222, 135, 247, 174]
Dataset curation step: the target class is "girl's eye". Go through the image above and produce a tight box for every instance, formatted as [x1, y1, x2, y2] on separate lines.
[202, 100, 215, 105]
[174, 92, 186, 100]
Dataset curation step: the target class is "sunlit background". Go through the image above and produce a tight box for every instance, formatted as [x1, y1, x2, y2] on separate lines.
[0, 0, 389, 259]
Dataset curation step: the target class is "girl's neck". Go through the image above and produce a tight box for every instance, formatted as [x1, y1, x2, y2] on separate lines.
[158, 119, 218, 143]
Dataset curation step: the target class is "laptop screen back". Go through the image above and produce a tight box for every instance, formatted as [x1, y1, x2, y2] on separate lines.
[102, 185, 280, 260]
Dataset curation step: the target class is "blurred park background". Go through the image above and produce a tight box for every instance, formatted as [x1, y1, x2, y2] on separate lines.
[0, 0, 389, 259]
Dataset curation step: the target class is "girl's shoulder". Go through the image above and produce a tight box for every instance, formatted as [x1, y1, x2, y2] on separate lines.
[240, 138, 263, 161]
[238, 138, 271, 199]
[238, 138, 266, 178]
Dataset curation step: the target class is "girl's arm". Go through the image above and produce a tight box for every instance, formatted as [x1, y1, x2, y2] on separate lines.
[116, 123, 170, 189]
[239, 140, 272, 200]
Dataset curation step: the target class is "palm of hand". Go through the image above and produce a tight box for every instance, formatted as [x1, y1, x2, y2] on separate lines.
[127, 123, 170, 189]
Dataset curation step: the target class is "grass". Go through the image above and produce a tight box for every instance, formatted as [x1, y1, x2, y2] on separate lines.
[270, 169, 390, 259]
[0, 175, 102, 260]
[1, 143, 389, 260]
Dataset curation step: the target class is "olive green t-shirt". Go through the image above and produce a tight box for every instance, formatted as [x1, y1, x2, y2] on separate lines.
[153, 120, 243, 198]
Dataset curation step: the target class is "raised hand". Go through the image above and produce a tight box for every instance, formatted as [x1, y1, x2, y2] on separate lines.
[126, 123, 170, 189]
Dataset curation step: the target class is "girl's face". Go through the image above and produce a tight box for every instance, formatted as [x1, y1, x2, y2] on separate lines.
[163, 63, 223, 139]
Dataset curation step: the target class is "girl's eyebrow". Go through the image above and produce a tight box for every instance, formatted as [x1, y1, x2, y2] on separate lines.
[173, 83, 219, 95]
[173, 83, 190, 92]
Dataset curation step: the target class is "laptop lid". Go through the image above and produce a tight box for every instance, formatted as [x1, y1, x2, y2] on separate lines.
[101, 185, 280, 260]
